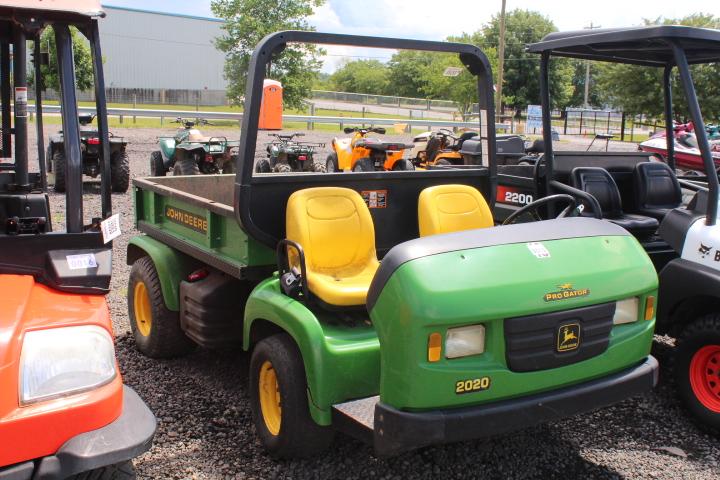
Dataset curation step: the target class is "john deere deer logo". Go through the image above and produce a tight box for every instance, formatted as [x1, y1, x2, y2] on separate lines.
[557, 324, 580, 352]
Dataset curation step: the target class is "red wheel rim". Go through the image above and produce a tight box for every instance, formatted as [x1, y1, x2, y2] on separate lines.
[689, 345, 720, 413]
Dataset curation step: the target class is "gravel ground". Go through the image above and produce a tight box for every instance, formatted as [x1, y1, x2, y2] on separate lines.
[27, 126, 720, 479]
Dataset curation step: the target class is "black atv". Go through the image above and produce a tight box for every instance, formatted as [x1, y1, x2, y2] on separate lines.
[256, 133, 325, 173]
[47, 114, 129, 192]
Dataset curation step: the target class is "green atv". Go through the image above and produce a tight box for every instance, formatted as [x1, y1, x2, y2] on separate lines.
[150, 118, 239, 176]
[126, 31, 659, 458]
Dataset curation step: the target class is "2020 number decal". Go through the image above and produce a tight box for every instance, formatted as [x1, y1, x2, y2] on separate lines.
[455, 376, 491, 394]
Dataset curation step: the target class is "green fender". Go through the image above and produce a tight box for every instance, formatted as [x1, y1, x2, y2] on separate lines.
[159, 138, 176, 161]
[127, 235, 200, 311]
[243, 278, 380, 425]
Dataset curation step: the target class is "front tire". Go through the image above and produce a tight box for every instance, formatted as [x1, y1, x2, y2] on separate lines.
[250, 334, 334, 458]
[150, 151, 166, 177]
[68, 461, 136, 480]
[326, 152, 339, 172]
[673, 314, 720, 434]
[128, 256, 195, 358]
[312, 162, 327, 173]
[111, 150, 130, 192]
[53, 149, 67, 192]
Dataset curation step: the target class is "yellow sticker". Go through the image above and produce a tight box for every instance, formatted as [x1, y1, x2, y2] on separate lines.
[455, 376, 491, 395]
[544, 283, 590, 302]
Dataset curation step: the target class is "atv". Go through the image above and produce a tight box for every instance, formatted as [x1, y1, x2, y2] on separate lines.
[47, 114, 130, 192]
[150, 118, 239, 176]
[326, 126, 414, 172]
[256, 132, 326, 173]
[0, 3, 155, 479]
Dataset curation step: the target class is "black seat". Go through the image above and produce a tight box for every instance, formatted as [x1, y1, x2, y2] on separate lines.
[452, 131, 478, 151]
[570, 167, 658, 235]
[633, 162, 682, 220]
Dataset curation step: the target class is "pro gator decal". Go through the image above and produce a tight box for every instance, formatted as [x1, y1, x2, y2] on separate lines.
[165, 206, 208, 233]
[544, 283, 590, 302]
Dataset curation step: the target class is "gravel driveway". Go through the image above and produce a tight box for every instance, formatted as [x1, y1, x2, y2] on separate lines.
[28, 126, 720, 479]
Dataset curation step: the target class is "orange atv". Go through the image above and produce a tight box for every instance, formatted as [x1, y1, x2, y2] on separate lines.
[325, 127, 414, 172]
[0, 3, 155, 479]
[410, 128, 478, 168]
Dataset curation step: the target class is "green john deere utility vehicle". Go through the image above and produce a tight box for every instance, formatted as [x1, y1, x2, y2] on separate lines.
[126, 31, 659, 458]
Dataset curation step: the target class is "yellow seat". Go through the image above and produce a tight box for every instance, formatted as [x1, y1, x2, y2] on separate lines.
[418, 184, 493, 237]
[286, 187, 380, 307]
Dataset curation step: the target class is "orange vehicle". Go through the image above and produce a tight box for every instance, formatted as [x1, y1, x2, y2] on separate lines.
[325, 127, 414, 172]
[410, 129, 478, 168]
[0, 2, 155, 479]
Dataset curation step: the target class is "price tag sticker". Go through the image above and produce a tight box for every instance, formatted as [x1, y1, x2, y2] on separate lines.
[67, 253, 98, 270]
[100, 214, 121, 243]
[527, 242, 551, 259]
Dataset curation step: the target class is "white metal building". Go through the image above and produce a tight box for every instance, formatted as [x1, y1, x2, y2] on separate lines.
[98, 5, 227, 91]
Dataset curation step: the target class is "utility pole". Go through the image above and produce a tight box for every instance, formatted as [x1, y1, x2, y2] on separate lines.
[583, 22, 600, 108]
[496, 0, 507, 118]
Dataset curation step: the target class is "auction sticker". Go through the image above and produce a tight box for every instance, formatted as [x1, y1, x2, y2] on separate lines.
[66, 253, 98, 270]
[527, 242, 551, 259]
[15, 87, 27, 117]
[361, 190, 387, 208]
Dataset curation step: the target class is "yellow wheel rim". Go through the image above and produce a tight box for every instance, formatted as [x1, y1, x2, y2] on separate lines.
[258, 360, 282, 435]
[133, 281, 152, 337]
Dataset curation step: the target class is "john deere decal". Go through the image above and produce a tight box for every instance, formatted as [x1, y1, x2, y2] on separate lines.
[557, 323, 581, 352]
[544, 283, 589, 302]
[165, 206, 208, 233]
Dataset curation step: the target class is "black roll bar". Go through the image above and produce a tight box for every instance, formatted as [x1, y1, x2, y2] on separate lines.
[34, 36, 47, 192]
[89, 19, 112, 219]
[12, 25, 28, 188]
[662, 65, 675, 172]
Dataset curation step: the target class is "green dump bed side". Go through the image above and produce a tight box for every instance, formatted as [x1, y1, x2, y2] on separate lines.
[133, 175, 275, 278]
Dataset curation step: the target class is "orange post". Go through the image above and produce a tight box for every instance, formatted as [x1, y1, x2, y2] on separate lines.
[258, 79, 283, 130]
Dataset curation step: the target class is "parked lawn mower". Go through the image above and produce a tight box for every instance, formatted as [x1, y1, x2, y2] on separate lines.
[0, 2, 155, 479]
[495, 25, 720, 434]
[256, 132, 326, 173]
[47, 114, 130, 192]
[326, 126, 414, 172]
[409, 129, 478, 167]
[127, 31, 658, 460]
[150, 118, 239, 176]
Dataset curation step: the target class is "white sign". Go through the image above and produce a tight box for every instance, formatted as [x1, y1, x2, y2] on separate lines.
[67, 254, 98, 270]
[527, 242, 551, 259]
[526, 104, 543, 132]
[15, 87, 28, 118]
[443, 66, 463, 77]
[100, 214, 122, 243]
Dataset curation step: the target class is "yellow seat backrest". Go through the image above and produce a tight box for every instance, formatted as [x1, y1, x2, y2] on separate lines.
[286, 187, 379, 306]
[418, 184, 493, 237]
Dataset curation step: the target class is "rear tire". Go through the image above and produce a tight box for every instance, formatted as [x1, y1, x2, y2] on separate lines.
[352, 157, 374, 172]
[53, 149, 67, 193]
[150, 151, 166, 177]
[673, 313, 720, 434]
[173, 156, 200, 176]
[255, 159, 271, 173]
[326, 152, 339, 172]
[249, 334, 334, 458]
[392, 158, 415, 171]
[312, 162, 327, 173]
[68, 461, 136, 480]
[128, 256, 196, 358]
[273, 162, 292, 173]
[111, 150, 130, 192]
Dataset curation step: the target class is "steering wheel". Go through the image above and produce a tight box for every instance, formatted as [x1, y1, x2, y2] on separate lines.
[437, 128, 457, 139]
[502, 194, 578, 226]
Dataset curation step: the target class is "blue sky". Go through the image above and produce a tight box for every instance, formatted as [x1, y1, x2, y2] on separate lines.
[104, 1, 720, 71]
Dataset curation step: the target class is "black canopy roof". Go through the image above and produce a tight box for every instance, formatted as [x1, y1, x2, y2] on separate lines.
[527, 25, 720, 67]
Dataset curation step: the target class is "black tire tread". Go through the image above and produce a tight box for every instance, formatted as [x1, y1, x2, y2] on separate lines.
[111, 150, 131, 192]
[150, 151, 166, 177]
[673, 313, 720, 435]
[67, 461, 136, 480]
[326, 152, 339, 172]
[173, 156, 200, 176]
[53, 149, 66, 192]
[249, 334, 334, 458]
[128, 256, 195, 358]
[352, 157, 374, 172]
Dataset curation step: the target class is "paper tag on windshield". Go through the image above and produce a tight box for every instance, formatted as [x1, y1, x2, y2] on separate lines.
[527, 242, 551, 259]
[67, 253, 98, 270]
[100, 214, 121, 243]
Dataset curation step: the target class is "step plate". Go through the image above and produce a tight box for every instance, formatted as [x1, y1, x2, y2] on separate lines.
[332, 395, 378, 430]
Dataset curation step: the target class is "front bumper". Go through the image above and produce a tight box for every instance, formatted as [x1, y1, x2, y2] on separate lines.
[0, 386, 156, 480]
[374, 356, 658, 456]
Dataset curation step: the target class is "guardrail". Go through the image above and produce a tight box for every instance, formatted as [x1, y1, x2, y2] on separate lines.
[27, 105, 510, 132]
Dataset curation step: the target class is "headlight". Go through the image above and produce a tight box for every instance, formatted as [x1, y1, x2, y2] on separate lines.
[445, 325, 486, 359]
[613, 297, 640, 325]
[20, 325, 117, 405]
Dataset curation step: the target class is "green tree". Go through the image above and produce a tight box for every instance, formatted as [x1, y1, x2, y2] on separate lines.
[30, 26, 94, 92]
[211, 0, 324, 110]
[329, 59, 389, 95]
[386, 50, 433, 98]
[567, 59, 603, 108]
[594, 13, 720, 119]
[482, 9, 572, 112]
